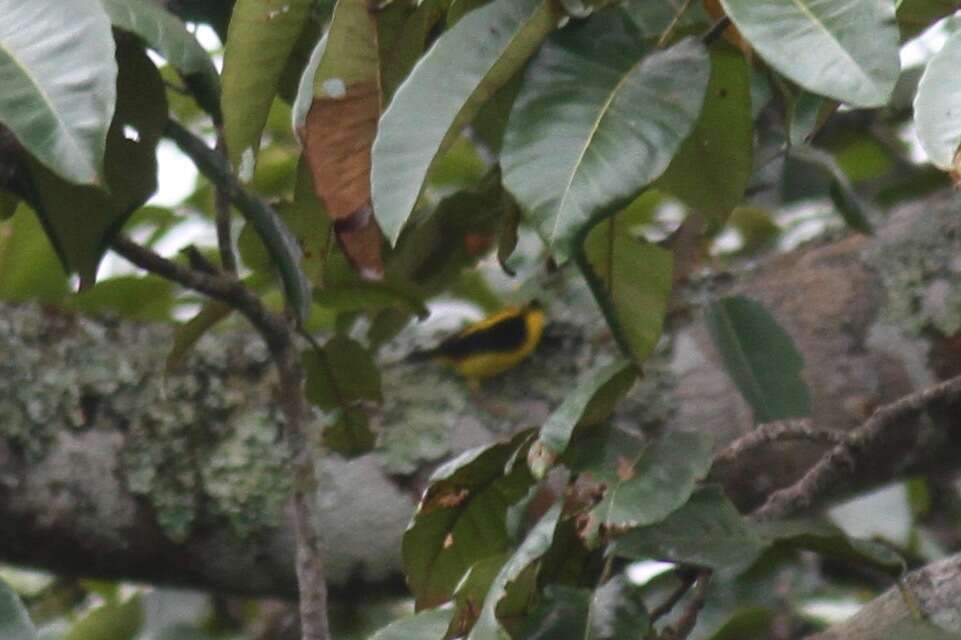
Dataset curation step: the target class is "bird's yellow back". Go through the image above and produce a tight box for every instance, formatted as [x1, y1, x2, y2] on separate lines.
[426, 303, 546, 381]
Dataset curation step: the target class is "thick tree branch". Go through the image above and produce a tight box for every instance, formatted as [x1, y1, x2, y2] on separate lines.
[805, 552, 961, 639]
[751, 374, 961, 521]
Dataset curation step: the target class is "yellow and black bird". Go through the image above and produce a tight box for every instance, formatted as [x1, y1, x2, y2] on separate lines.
[407, 300, 546, 383]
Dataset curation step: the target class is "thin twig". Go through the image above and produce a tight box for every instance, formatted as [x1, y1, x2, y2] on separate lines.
[752, 374, 961, 521]
[111, 238, 332, 640]
[657, 0, 694, 48]
[659, 571, 712, 640]
[712, 419, 846, 468]
[111, 236, 284, 347]
[214, 128, 238, 274]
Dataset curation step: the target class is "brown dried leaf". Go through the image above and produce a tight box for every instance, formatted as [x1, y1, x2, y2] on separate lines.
[303, 81, 384, 276]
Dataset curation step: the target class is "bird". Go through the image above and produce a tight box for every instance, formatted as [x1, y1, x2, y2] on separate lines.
[407, 300, 546, 384]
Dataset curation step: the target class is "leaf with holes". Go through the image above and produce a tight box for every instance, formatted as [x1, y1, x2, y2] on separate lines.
[0, 0, 115, 184]
[221, 0, 313, 170]
[719, 0, 899, 107]
[579, 214, 673, 364]
[300, 0, 384, 277]
[403, 432, 536, 610]
[705, 295, 811, 423]
[372, 0, 562, 245]
[502, 14, 709, 262]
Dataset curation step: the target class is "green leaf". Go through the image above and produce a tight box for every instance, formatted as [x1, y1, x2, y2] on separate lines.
[378, 0, 449, 101]
[704, 295, 812, 423]
[468, 503, 563, 640]
[304, 336, 381, 455]
[591, 430, 713, 530]
[502, 15, 710, 262]
[166, 301, 233, 371]
[528, 360, 636, 477]
[612, 486, 763, 576]
[66, 596, 144, 640]
[450, 554, 509, 635]
[707, 607, 772, 640]
[519, 578, 650, 640]
[403, 432, 536, 609]
[100, 0, 221, 118]
[372, 0, 562, 245]
[914, 28, 961, 174]
[67, 275, 175, 321]
[789, 145, 874, 233]
[0, 0, 116, 184]
[221, 0, 313, 170]
[754, 519, 905, 573]
[579, 215, 674, 364]
[369, 606, 456, 640]
[656, 46, 753, 226]
[719, 0, 900, 108]
[0, 206, 69, 303]
[0, 578, 36, 640]
[27, 43, 167, 286]
[622, 0, 709, 37]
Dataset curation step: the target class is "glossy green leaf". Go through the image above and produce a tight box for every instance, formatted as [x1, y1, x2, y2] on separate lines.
[372, 0, 562, 245]
[403, 432, 536, 609]
[468, 503, 562, 640]
[528, 360, 636, 477]
[519, 578, 649, 640]
[221, 0, 312, 170]
[0, 578, 36, 640]
[705, 295, 812, 423]
[27, 44, 166, 286]
[314, 281, 428, 318]
[719, 0, 900, 107]
[612, 486, 763, 575]
[580, 214, 674, 364]
[656, 46, 752, 226]
[591, 430, 713, 530]
[789, 92, 826, 148]
[0, 206, 69, 303]
[502, 14, 710, 261]
[66, 596, 143, 640]
[755, 519, 904, 573]
[369, 606, 456, 640]
[914, 28, 961, 173]
[0, 0, 115, 184]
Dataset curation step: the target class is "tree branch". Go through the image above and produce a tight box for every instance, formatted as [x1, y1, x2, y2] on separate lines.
[751, 374, 961, 521]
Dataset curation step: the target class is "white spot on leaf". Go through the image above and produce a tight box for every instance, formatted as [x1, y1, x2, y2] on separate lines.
[122, 125, 141, 142]
[238, 147, 256, 183]
[323, 78, 347, 99]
